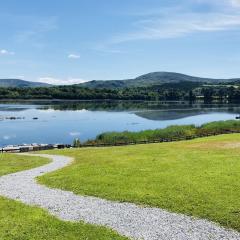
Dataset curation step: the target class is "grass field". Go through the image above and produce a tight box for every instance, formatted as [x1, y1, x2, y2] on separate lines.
[0, 153, 126, 240]
[0, 153, 49, 177]
[39, 134, 240, 232]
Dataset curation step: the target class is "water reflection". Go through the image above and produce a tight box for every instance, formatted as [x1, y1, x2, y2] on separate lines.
[0, 100, 239, 146]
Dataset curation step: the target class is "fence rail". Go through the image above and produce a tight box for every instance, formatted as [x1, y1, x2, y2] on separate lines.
[77, 129, 240, 148]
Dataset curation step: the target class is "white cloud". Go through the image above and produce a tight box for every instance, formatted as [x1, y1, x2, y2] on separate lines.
[110, 1, 240, 43]
[14, 16, 58, 48]
[38, 77, 88, 85]
[69, 132, 81, 136]
[3, 134, 16, 140]
[112, 13, 240, 43]
[68, 54, 80, 59]
[230, 0, 240, 7]
[93, 45, 124, 54]
[16, 75, 25, 79]
[0, 49, 15, 55]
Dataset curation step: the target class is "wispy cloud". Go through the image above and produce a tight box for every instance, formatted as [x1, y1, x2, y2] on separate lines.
[68, 53, 80, 59]
[3, 134, 16, 140]
[93, 45, 124, 54]
[0, 49, 15, 56]
[230, 0, 240, 7]
[38, 77, 88, 85]
[112, 14, 240, 43]
[110, 0, 240, 43]
[14, 16, 58, 46]
[16, 75, 25, 79]
[69, 132, 81, 136]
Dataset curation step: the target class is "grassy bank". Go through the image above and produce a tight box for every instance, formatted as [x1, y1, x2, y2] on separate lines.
[0, 153, 126, 240]
[0, 198, 126, 240]
[0, 154, 49, 176]
[85, 120, 240, 145]
[40, 134, 240, 232]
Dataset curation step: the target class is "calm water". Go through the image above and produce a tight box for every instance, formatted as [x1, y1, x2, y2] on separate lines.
[0, 101, 239, 146]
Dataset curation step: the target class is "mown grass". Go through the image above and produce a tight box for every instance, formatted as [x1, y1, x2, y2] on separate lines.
[0, 153, 50, 176]
[0, 197, 127, 240]
[0, 153, 126, 240]
[40, 134, 240, 231]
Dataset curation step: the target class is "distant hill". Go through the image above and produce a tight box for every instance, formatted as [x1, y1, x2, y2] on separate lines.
[79, 72, 240, 89]
[1, 72, 240, 89]
[0, 79, 52, 88]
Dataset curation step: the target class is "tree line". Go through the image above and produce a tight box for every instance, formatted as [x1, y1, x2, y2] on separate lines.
[0, 82, 240, 102]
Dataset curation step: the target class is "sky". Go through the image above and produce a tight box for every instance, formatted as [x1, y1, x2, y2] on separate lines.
[1, 0, 240, 84]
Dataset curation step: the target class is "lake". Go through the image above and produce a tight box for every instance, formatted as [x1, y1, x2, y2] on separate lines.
[0, 101, 239, 147]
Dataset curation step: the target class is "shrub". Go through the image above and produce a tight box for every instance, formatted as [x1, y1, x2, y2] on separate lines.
[73, 138, 81, 147]
[95, 125, 196, 144]
[200, 120, 240, 134]
[85, 120, 240, 146]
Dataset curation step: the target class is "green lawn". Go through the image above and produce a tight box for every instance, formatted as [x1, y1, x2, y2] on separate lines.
[39, 134, 240, 232]
[0, 153, 126, 240]
[0, 153, 50, 176]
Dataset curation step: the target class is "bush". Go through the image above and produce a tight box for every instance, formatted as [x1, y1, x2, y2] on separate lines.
[95, 125, 196, 144]
[200, 120, 240, 134]
[90, 120, 240, 145]
[73, 138, 81, 147]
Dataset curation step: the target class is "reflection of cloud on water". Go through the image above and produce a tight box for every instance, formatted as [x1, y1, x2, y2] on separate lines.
[3, 134, 16, 140]
[127, 122, 140, 125]
[39, 109, 55, 114]
[69, 132, 81, 136]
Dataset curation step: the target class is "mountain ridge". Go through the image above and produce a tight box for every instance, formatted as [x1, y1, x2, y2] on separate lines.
[78, 72, 240, 89]
[0, 79, 52, 88]
[1, 72, 240, 89]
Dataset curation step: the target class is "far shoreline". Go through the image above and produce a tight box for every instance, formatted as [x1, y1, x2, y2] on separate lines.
[0, 99, 232, 104]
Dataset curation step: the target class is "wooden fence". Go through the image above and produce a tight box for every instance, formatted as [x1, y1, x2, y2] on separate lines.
[77, 129, 240, 148]
[2, 129, 240, 153]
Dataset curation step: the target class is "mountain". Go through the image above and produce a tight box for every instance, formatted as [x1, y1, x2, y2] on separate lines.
[0, 79, 52, 88]
[1, 72, 240, 89]
[79, 72, 240, 89]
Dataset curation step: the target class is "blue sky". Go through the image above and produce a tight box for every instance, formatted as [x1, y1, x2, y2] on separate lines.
[1, 0, 240, 84]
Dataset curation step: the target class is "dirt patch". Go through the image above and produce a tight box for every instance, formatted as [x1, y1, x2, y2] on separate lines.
[221, 142, 240, 149]
[188, 141, 240, 150]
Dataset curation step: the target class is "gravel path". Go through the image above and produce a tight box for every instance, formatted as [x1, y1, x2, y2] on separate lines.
[0, 153, 240, 240]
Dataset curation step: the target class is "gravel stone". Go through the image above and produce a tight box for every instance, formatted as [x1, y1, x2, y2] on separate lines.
[0, 153, 240, 240]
